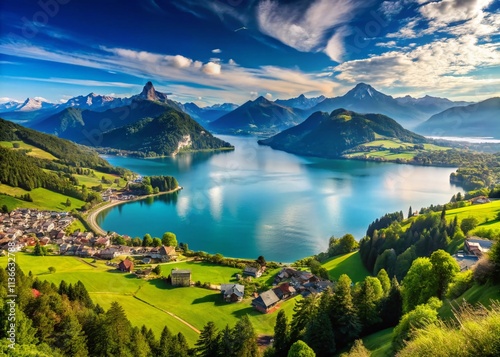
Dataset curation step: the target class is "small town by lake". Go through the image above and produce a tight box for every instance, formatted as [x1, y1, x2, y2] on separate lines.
[98, 135, 460, 262]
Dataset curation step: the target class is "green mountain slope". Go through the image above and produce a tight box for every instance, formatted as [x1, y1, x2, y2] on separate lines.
[100, 108, 233, 156]
[258, 109, 426, 158]
[0, 117, 118, 171]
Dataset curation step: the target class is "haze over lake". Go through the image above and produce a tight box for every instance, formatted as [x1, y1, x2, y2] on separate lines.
[98, 135, 460, 262]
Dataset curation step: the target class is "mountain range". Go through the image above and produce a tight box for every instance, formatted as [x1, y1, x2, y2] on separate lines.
[258, 108, 426, 158]
[304, 83, 472, 129]
[2, 82, 233, 157]
[415, 97, 500, 139]
[274, 94, 326, 110]
[209, 96, 305, 135]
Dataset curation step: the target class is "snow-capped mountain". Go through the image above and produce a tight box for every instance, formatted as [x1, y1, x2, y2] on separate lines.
[17, 97, 56, 112]
[0, 100, 23, 112]
[275, 94, 326, 110]
[59, 93, 131, 112]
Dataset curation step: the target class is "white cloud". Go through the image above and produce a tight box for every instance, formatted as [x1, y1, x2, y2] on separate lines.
[257, 0, 357, 58]
[419, 0, 493, 27]
[211, 48, 222, 53]
[228, 59, 237, 66]
[334, 34, 500, 100]
[33, 96, 49, 102]
[0, 97, 21, 103]
[202, 62, 221, 75]
[250, 91, 258, 99]
[376, 41, 398, 48]
[325, 27, 349, 62]
[265, 93, 273, 100]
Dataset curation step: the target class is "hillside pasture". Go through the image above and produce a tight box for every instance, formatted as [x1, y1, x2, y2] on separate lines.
[0, 186, 86, 211]
[321, 251, 370, 283]
[0, 140, 57, 160]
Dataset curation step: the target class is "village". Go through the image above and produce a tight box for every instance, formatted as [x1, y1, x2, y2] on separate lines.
[0, 207, 340, 314]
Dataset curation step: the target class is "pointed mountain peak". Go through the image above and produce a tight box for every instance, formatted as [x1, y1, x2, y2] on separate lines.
[298, 94, 306, 99]
[138, 81, 168, 102]
[253, 96, 270, 104]
[345, 83, 385, 100]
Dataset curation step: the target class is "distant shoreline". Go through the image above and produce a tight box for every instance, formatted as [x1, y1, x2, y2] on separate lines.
[85, 186, 182, 236]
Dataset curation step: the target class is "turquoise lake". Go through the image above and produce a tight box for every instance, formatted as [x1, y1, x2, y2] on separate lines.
[98, 135, 460, 262]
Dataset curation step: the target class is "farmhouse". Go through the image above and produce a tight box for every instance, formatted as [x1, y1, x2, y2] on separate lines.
[171, 268, 191, 287]
[251, 289, 280, 313]
[272, 283, 296, 300]
[243, 265, 263, 278]
[118, 259, 134, 272]
[220, 284, 245, 302]
[465, 238, 493, 257]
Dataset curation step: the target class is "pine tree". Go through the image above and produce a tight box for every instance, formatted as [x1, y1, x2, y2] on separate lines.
[273, 310, 290, 357]
[441, 206, 446, 221]
[304, 292, 335, 357]
[55, 314, 89, 357]
[195, 321, 219, 357]
[104, 302, 133, 356]
[59, 280, 69, 296]
[217, 325, 234, 357]
[290, 295, 319, 343]
[158, 325, 173, 357]
[408, 206, 413, 218]
[329, 274, 361, 348]
[34, 241, 44, 256]
[232, 315, 259, 357]
[130, 326, 152, 357]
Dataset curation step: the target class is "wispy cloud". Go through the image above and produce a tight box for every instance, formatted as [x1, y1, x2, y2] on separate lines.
[211, 48, 222, 53]
[0, 41, 337, 104]
[257, 0, 358, 62]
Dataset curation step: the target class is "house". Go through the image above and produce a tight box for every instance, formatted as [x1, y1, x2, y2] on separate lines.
[465, 238, 493, 257]
[118, 259, 134, 272]
[470, 196, 491, 204]
[243, 266, 262, 278]
[99, 247, 119, 260]
[272, 283, 296, 300]
[251, 289, 280, 313]
[171, 269, 191, 286]
[220, 284, 245, 302]
[159, 245, 177, 262]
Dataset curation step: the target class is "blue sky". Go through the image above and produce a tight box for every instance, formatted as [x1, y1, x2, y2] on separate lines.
[1, 0, 499, 105]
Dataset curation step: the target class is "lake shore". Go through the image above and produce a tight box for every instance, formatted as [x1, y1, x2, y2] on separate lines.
[85, 186, 182, 236]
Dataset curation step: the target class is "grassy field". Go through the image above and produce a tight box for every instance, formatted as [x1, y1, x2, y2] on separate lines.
[344, 138, 450, 163]
[0, 186, 86, 211]
[73, 169, 126, 189]
[439, 282, 500, 320]
[445, 200, 500, 232]
[321, 251, 370, 283]
[160, 261, 240, 284]
[0, 253, 301, 346]
[0, 140, 57, 160]
[362, 327, 394, 357]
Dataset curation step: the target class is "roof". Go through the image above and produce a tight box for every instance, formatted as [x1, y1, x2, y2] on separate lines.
[221, 284, 245, 297]
[119, 259, 133, 269]
[171, 269, 191, 275]
[252, 289, 280, 308]
[160, 245, 177, 255]
[467, 238, 493, 250]
[244, 266, 258, 273]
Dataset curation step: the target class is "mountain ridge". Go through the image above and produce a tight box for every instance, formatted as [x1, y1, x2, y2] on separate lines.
[258, 108, 426, 158]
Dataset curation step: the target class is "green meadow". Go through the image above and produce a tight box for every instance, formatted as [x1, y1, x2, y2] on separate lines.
[0, 140, 57, 160]
[445, 199, 500, 232]
[321, 251, 370, 283]
[0, 186, 86, 211]
[0, 253, 300, 345]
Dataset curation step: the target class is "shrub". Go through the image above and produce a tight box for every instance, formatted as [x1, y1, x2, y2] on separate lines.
[447, 270, 474, 299]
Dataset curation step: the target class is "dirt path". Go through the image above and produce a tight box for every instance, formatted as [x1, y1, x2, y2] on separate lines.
[133, 295, 201, 334]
